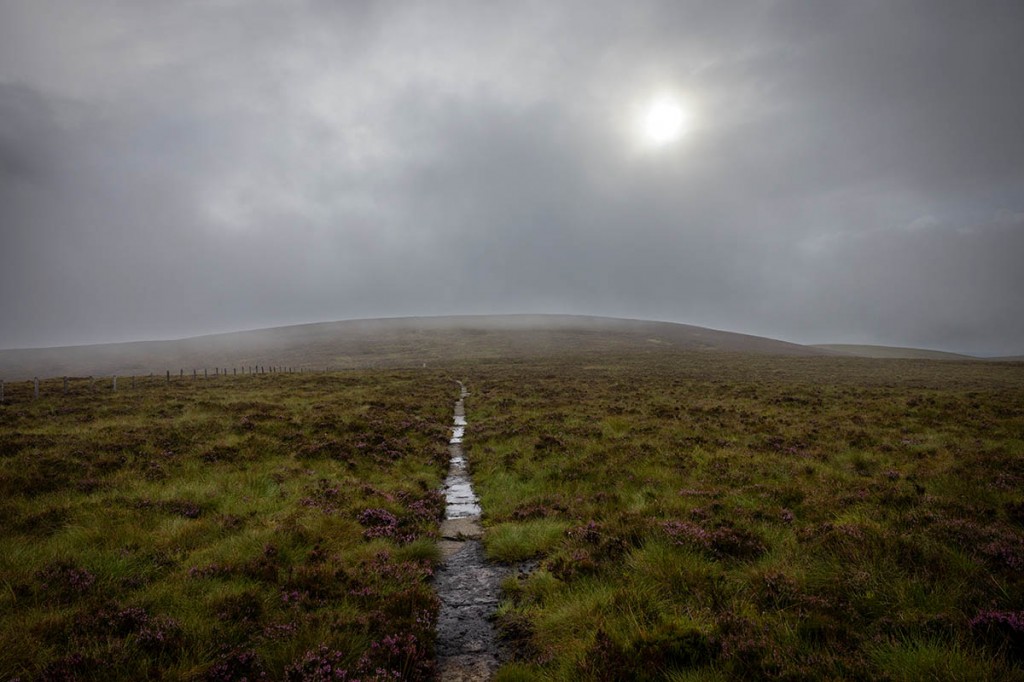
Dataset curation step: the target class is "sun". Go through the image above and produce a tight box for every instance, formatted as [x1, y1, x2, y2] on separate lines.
[640, 95, 690, 147]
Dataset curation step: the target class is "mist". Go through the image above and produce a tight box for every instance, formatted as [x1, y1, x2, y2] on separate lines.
[2, 1, 1023, 355]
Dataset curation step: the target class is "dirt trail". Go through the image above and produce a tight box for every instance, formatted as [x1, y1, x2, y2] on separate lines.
[435, 382, 504, 681]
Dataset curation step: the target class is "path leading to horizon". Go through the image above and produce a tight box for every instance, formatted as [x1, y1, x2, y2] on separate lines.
[435, 382, 505, 681]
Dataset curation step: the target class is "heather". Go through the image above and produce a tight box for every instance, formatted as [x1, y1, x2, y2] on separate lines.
[0, 371, 453, 680]
[4, 350, 1024, 680]
[463, 353, 1024, 680]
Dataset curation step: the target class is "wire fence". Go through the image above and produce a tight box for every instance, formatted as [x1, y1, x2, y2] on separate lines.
[0, 362, 437, 404]
[0, 366, 322, 404]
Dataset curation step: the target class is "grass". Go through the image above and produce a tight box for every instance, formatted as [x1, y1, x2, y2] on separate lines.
[0, 370, 456, 680]
[461, 352, 1024, 680]
[486, 520, 570, 562]
[4, 348, 1024, 680]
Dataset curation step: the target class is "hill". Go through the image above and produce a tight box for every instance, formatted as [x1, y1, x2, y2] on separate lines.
[0, 315, 832, 380]
[812, 344, 977, 360]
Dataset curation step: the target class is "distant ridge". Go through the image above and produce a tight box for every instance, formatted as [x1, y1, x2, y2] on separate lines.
[0, 315, 832, 380]
[812, 344, 977, 360]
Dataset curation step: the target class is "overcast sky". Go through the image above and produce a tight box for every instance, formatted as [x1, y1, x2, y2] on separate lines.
[2, 1, 1023, 355]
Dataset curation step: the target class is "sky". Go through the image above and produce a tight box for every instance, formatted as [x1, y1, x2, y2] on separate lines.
[1, 1, 1023, 356]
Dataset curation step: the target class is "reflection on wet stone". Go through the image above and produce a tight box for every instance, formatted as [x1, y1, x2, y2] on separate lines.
[435, 382, 504, 681]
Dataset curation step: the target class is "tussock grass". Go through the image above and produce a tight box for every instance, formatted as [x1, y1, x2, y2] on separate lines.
[486, 520, 570, 562]
[0, 370, 454, 680]
[869, 638, 1004, 681]
[464, 352, 1024, 680]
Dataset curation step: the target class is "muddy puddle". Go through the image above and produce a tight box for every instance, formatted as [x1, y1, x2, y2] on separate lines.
[435, 382, 504, 681]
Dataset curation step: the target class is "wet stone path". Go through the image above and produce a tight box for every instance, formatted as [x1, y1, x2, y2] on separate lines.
[435, 382, 504, 681]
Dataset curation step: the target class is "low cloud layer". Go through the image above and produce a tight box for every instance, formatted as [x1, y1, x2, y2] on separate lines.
[2, 1, 1023, 355]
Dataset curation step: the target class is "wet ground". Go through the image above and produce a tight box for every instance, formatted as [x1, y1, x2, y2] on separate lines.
[435, 383, 505, 681]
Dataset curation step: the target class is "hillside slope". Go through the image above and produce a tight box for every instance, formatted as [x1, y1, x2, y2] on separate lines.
[812, 344, 977, 360]
[0, 315, 831, 380]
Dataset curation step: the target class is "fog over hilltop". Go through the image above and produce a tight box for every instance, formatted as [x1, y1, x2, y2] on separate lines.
[2, 1, 1023, 356]
[0, 315, 840, 380]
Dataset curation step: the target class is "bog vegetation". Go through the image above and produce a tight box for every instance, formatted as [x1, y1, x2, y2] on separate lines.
[0, 371, 454, 680]
[464, 354, 1024, 681]
[2, 351, 1023, 680]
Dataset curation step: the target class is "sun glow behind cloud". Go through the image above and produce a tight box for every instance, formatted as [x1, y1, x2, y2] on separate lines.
[637, 93, 692, 148]
[2, 2, 1023, 355]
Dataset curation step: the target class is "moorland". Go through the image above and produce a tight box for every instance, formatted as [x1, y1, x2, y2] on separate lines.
[465, 353, 1024, 680]
[0, 315, 832, 382]
[1, 317, 1022, 680]
[0, 371, 455, 680]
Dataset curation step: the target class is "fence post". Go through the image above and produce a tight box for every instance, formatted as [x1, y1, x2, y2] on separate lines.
[166, 370, 170, 384]
[34, 377, 40, 400]
[113, 376, 117, 392]
[179, 369, 183, 378]
[63, 376, 68, 394]
[193, 369, 197, 380]
[132, 375, 136, 390]
[1, 379, 4, 403]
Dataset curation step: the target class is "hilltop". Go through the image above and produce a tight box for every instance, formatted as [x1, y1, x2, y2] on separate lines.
[0, 315, 832, 380]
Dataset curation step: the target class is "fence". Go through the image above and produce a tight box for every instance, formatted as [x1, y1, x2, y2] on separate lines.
[0, 365, 347, 404]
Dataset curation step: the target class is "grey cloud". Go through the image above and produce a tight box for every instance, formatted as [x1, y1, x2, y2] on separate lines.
[1, 0, 1022, 354]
